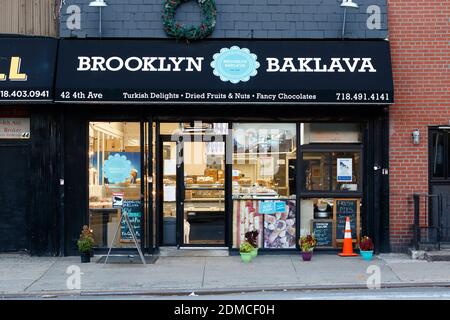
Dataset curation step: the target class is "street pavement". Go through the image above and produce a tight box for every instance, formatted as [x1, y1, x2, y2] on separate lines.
[0, 253, 449, 298]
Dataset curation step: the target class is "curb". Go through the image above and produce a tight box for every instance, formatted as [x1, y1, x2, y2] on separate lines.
[1, 281, 450, 299]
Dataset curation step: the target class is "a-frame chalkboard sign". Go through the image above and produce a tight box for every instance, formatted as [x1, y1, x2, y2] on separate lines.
[103, 208, 146, 265]
[333, 198, 361, 247]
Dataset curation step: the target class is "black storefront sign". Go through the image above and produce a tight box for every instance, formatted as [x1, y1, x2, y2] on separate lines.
[55, 40, 394, 104]
[0, 37, 57, 102]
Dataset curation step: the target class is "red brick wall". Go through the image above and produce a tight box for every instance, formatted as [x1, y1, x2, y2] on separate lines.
[388, 0, 450, 251]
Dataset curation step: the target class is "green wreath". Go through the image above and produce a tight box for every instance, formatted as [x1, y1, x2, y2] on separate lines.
[162, 0, 217, 41]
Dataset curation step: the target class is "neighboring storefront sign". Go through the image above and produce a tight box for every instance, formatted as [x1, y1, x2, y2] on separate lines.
[0, 118, 30, 139]
[337, 158, 353, 182]
[55, 40, 394, 104]
[0, 37, 57, 102]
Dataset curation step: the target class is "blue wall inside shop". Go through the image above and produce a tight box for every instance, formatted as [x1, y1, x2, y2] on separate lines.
[60, 0, 388, 39]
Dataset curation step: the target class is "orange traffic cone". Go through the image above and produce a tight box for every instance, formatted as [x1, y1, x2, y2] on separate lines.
[338, 216, 358, 257]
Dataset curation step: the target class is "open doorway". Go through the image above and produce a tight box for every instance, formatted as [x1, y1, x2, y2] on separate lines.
[159, 122, 228, 247]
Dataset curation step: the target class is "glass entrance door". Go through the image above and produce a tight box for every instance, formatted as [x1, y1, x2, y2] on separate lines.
[180, 138, 226, 246]
[158, 122, 228, 247]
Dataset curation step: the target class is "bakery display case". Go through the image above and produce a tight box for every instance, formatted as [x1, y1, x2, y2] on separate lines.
[184, 168, 225, 213]
[231, 159, 294, 199]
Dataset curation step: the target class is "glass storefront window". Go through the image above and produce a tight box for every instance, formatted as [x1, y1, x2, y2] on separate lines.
[232, 123, 297, 249]
[431, 131, 445, 179]
[331, 151, 360, 192]
[232, 123, 297, 199]
[300, 197, 362, 248]
[302, 151, 361, 192]
[302, 152, 330, 191]
[301, 123, 362, 145]
[88, 122, 142, 248]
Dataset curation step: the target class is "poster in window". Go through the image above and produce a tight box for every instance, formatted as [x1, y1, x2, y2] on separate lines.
[337, 158, 352, 182]
[163, 185, 176, 202]
[263, 200, 296, 249]
[233, 200, 264, 248]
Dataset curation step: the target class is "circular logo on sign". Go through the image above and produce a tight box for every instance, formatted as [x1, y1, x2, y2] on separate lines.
[103, 153, 132, 184]
[210, 46, 260, 84]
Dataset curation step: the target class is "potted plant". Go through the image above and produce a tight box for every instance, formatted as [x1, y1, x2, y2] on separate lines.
[77, 225, 94, 263]
[239, 241, 254, 263]
[299, 234, 317, 261]
[359, 236, 374, 261]
[245, 230, 259, 258]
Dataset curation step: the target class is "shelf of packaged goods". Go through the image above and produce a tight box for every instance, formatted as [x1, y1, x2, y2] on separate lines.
[184, 198, 225, 202]
[232, 196, 294, 201]
[185, 207, 225, 212]
[185, 185, 225, 190]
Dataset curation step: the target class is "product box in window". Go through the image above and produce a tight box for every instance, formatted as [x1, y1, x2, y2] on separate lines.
[238, 177, 252, 186]
[196, 176, 215, 184]
[185, 177, 195, 185]
[204, 169, 218, 181]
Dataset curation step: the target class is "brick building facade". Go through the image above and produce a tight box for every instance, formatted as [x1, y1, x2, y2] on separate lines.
[388, 0, 450, 251]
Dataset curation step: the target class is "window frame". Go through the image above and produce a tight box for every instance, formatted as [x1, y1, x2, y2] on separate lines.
[231, 122, 298, 199]
[299, 143, 364, 198]
[429, 128, 450, 182]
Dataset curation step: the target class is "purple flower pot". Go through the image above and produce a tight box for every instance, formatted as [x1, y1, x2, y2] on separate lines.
[302, 251, 313, 261]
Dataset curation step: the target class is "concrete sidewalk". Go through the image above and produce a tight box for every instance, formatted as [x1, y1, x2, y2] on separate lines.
[0, 253, 449, 297]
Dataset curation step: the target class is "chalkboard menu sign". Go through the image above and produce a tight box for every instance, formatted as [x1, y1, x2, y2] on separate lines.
[311, 219, 334, 248]
[334, 199, 360, 243]
[120, 200, 142, 242]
